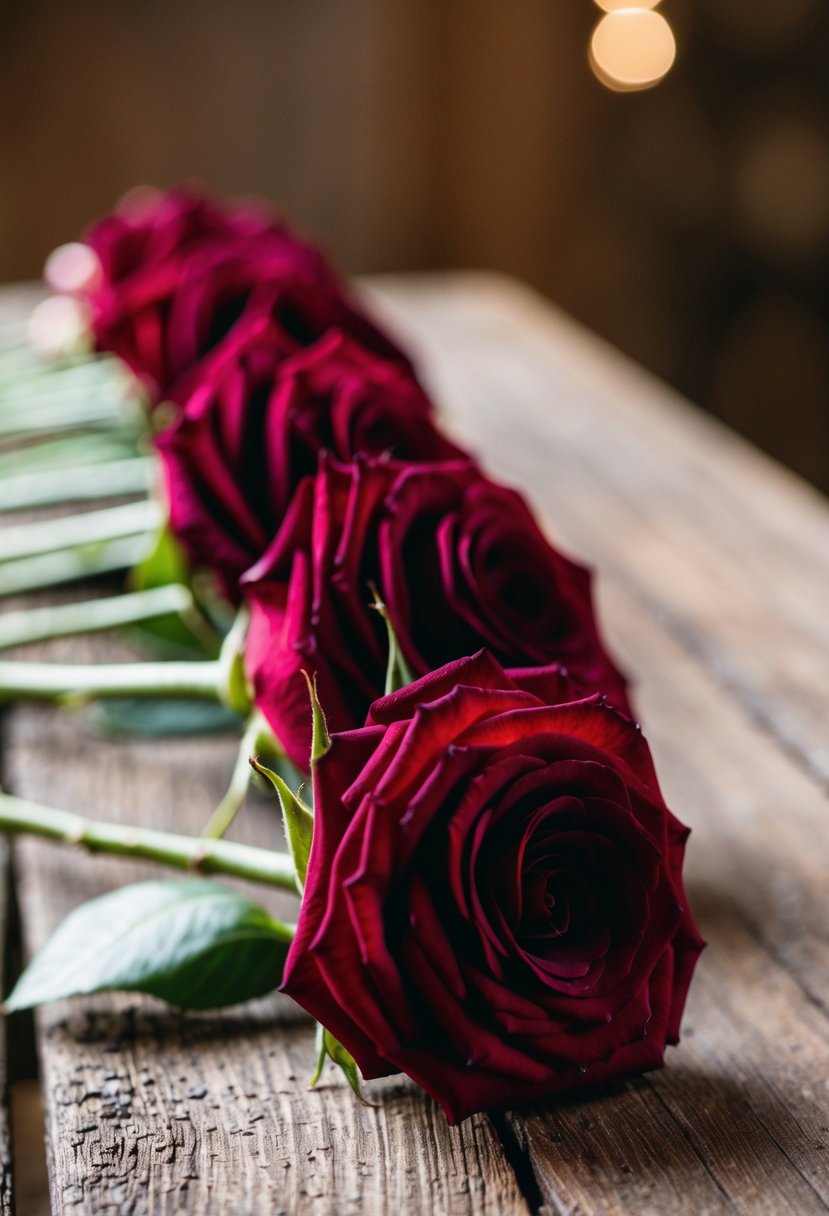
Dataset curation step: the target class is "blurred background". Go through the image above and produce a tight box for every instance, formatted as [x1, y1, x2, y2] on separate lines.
[1, 0, 828, 490]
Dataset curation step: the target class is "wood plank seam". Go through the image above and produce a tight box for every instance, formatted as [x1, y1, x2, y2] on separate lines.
[4, 278, 829, 1214]
[486, 1113, 546, 1215]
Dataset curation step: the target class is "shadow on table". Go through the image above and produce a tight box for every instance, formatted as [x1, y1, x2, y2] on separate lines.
[47, 987, 310, 1050]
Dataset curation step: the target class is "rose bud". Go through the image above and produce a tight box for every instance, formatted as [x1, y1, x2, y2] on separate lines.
[156, 321, 467, 598]
[74, 185, 412, 403]
[242, 456, 631, 769]
[280, 650, 704, 1123]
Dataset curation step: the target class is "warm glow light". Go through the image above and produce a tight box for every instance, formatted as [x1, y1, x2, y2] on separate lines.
[594, 0, 661, 10]
[590, 10, 676, 93]
[43, 242, 101, 295]
[27, 296, 90, 360]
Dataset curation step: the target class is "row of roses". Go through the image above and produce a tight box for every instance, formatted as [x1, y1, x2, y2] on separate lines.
[30, 186, 703, 1122]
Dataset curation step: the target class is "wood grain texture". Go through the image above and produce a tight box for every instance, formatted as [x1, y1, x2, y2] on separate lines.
[3, 671, 528, 1215]
[366, 275, 829, 785]
[368, 275, 829, 1216]
[3, 276, 829, 1213]
[0, 842, 14, 1215]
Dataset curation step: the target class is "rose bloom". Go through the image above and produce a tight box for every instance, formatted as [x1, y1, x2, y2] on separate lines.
[76, 186, 412, 402]
[242, 456, 631, 769]
[281, 651, 703, 1123]
[156, 318, 466, 598]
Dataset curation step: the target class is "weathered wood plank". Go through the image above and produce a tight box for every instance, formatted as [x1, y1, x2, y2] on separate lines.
[4, 276, 829, 1216]
[366, 275, 829, 784]
[0, 841, 14, 1216]
[370, 277, 829, 1214]
[4, 688, 530, 1215]
[507, 577, 829, 1216]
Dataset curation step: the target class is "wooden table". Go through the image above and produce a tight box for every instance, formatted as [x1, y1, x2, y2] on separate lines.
[1, 275, 828, 1214]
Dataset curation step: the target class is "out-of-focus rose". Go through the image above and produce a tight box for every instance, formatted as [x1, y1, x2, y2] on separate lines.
[242, 457, 630, 768]
[280, 651, 703, 1123]
[73, 186, 412, 402]
[156, 319, 466, 597]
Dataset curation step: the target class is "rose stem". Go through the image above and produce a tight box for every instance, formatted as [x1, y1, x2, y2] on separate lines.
[0, 349, 100, 384]
[0, 500, 161, 564]
[0, 790, 298, 892]
[0, 457, 153, 513]
[0, 364, 125, 405]
[0, 535, 151, 598]
[0, 657, 225, 704]
[0, 608, 250, 711]
[0, 431, 138, 477]
[0, 584, 204, 650]
[0, 399, 126, 440]
[201, 712, 282, 841]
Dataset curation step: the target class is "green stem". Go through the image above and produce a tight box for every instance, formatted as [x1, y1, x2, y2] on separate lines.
[0, 457, 152, 512]
[0, 535, 152, 598]
[201, 712, 279, 840]
[0, 500, 161, 563]
[0, 353, 117, 393]
[0, 584, 196, 650]
[0, 399, 126, 440]
[0, 359, 129, 405]
[0, 791, 297, 891]
[0, 656, 223, 705]
[0, 431, 136, 478]
[0, 608, 250, 712]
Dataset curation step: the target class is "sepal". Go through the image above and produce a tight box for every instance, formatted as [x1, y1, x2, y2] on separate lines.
[301, 670, 330, 765]
[369, 585, 413, 694]
[310, 1023, 376, 1106]
[250, 757, 314, 891]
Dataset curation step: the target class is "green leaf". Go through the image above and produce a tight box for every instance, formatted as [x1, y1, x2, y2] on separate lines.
[310, 1024, 373, 1104]
[127, 527, 219, 656]
[4, 879, 293, 1012]
[301, 670, 330, 766]
[369, 585, 414, 694]
[81, 697, 243, 738]
[130, 523, 190, 591]
[251, 759, 314, 890]
[217, 609, 253, 715]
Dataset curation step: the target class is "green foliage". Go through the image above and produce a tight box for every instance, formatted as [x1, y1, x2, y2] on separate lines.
[369, 586, 414, 694]
[4, 879, 293, 1012]
[310, 1024, 373, 1104]
[302, 671, 330, 766]
[129, 526, 220, 657]
[251, 759, 314, 890]
[81, 697, 243, 738]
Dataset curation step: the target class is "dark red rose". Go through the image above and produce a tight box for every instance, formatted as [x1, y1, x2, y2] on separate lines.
[280, 650, 703, 1123]
[156, 319, 465, 598]
[77, 186, 412, 402]
[242, 456, 630, 768]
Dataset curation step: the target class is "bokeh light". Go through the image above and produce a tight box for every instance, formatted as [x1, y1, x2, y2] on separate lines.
[26, 295, 90, 360]
[44, 242, 101, 295]
[594, 0, 661, 11]
[590, 10, 677, 93]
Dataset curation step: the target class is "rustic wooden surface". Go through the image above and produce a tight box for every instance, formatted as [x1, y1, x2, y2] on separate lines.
[0, 842, 14, 1216]
[2, 275, 829, 1214]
